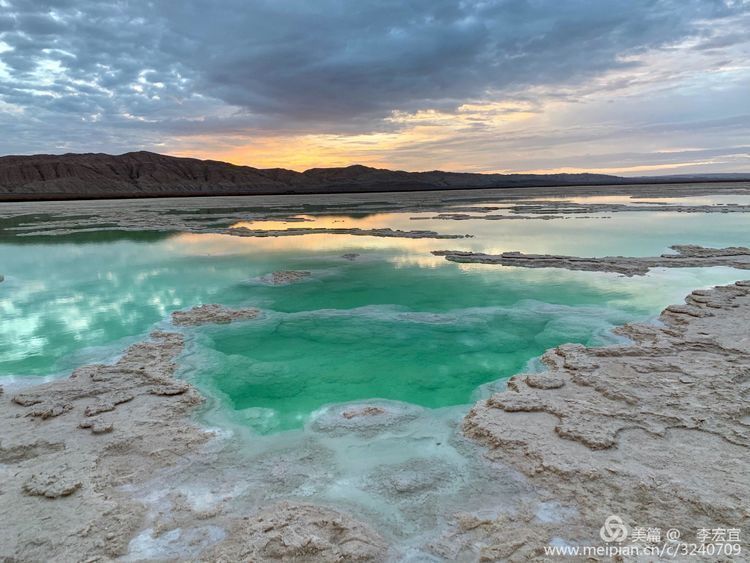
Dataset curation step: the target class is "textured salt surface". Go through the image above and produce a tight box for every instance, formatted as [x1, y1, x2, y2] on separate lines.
[2, 185, 750, 559]
[2, 282, 749, 559]
[463, 280, 750, 556]
[434, 244, 750, 276]
[3, 182, 749, 238]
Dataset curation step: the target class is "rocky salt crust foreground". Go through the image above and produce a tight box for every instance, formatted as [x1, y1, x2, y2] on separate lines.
[462, 280, 750, 557]
[1, 283, 749, 560]
[0, 332, 207, 559]
[0, 331, 385, 561]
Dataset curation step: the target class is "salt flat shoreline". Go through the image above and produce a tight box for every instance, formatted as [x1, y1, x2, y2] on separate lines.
[433, 244, 750, 276]
[2, 183, 749, 560]
[2, 182, 750, 241]
[1, 278, 748, 560]
[464, 279, 750, 558]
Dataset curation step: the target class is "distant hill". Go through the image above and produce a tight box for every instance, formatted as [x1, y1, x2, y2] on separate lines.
[0, 151, 748, 201]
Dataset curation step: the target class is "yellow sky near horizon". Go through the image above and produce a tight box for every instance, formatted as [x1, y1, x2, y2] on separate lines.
[169, 97, 736, 176]
[164, 30, 750, 177]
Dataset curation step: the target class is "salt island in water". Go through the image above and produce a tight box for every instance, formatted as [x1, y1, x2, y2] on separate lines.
[1, 182, 749, 560]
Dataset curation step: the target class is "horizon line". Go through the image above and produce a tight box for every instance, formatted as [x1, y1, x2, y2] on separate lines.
[3, 150, 750, 179]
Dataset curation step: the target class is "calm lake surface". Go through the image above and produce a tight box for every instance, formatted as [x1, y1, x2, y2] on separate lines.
[2, 191, 749, 433]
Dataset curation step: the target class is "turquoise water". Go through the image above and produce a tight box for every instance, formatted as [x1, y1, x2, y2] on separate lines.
[1, 198, 749, 433]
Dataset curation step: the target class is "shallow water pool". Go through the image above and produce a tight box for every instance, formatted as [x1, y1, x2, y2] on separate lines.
[1, 193, 749, 432]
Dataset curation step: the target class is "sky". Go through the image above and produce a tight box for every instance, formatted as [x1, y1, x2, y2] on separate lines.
[0, 0, 748, 175]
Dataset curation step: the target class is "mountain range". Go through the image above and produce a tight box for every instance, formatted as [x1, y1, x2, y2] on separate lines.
[0, 151, 747, 201]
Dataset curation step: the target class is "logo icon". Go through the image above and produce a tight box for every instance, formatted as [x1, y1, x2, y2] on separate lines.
[600, 515, 629, 543]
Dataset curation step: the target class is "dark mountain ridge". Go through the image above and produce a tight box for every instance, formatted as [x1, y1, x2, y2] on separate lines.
[0, 151, 747, 201]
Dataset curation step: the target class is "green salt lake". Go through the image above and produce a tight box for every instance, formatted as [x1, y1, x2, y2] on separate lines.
[2, 196, 749, 434]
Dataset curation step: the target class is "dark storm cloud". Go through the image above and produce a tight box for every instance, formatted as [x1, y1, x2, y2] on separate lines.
[0, 14, 14, 32]
[154, 0, 747, 122]
[1, 1, 747, 122]
[0, 0, 748, 164]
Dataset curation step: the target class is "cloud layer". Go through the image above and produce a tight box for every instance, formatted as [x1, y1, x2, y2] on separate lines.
[0, 0, 748, 173]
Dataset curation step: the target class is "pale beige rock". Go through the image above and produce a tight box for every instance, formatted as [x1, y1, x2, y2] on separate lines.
[507, 200, 750, 216]
[413, 212, 563, 220]
[22, 466, 82, 498]
[463, 280, 750, 553]
[205, 501, 388, 562]
[341, 406, 386, 419]
[0, 331, 208, 561]
[434, 244, 750, 276]
[78, 418, 114, 434]
[260, 270, 312, 285]
[171, 304, 261, 326]
[428, 505, 566, 561]
[228, 226, 469, 239]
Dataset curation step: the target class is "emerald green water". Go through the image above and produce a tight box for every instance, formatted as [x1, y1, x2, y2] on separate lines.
[2, 198, 749, 433]
[184, 291, 637, 432]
